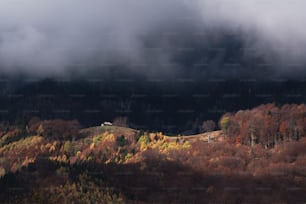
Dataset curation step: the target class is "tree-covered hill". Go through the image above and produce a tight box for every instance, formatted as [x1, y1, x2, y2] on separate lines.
[1, 105, 306, 203]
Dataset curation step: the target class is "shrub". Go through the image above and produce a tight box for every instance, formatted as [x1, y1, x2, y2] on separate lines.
[116, 135, 128, 147]
[219, 116, 230, 134]
[138, 135, 150, 145]
[138, 135, 150, 151]
[92, 135, 104, 145]
[63, 141, 73, 154]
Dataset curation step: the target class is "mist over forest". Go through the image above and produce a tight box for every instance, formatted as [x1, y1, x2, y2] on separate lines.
[0, 0, 305, 133]
[0, 1, 306, 132]
[1, 1, 306, 203]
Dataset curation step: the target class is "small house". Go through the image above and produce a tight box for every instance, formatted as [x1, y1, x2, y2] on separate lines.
[101, 122, 113, 127]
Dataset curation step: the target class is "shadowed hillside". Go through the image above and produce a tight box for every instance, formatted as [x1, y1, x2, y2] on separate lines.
[1, 104, 306, 203]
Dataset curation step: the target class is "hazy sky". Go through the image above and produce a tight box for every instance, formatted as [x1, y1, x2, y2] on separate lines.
[0, 0, 305, 78]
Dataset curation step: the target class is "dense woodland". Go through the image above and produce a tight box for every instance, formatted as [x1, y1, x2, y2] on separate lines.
[220, 103, 306, 147]
[0, 103, 306, 203]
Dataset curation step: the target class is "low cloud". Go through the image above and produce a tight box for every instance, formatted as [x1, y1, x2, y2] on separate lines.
[0, 0, 305, 78]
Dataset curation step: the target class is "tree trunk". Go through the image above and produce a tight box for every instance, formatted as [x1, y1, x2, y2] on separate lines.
[251, 132, 255, 147]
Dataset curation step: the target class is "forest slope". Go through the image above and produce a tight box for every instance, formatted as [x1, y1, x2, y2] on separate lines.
[1, 104, 306, 203]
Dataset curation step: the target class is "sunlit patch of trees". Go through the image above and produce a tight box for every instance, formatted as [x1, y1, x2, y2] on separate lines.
[0, 136, 44, 175]
[220, 103, 306, 148]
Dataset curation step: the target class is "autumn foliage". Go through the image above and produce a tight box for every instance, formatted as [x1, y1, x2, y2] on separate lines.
[221, 103, 306, 147]
[27, 118, 80, 140]
[1, 107, 306, 203]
